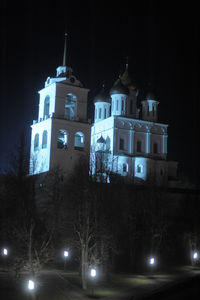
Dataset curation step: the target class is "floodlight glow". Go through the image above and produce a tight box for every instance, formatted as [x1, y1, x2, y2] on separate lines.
[3, 248, 8, 255]
[90, 268, 96, 277]
[28, 280, 35, 290]
[149, 257, 155, 265]
[64, 250, 69, 257]
[193, 252, 198, 259]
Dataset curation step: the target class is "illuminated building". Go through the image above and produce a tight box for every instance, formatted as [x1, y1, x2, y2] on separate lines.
[30, 36, 177, 185]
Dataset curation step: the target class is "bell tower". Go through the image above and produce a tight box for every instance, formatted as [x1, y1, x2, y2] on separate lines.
[29, 34, 91, 176]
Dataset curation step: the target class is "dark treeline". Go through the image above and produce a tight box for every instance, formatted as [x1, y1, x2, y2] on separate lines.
[0, 138, 200, 290]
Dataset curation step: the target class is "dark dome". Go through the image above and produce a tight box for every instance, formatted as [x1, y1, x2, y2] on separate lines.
[97, 136, 106, 144]
[94, 86, 111, 103]
[110, 79, 129, 96]
[145, 92, 157, 101]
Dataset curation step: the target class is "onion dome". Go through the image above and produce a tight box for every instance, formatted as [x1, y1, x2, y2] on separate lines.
[110, 78, 129, 95]
[120, 62, 137, 91]
[94, 85, 111, 103]
[145, 92, 157, 101]
[97, 136, 106, 144]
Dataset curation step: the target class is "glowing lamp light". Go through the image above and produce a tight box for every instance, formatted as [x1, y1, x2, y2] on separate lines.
[64, 250, 69, 257]
[90, 268, 97, 277]
[149, 257, 155, 265]
[28, 280, 35, 290]
[3, 248, 8, 256]
[193, 252, 198, 259]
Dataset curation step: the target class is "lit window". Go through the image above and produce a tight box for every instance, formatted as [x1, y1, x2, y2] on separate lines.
[57, 130, 68, 149]
[65, 93, 77, 120]
[74, 132, 84, 150]
[137, 164, 144, 173]
[119, 138, 124, 150]
[137, 140, 142, 152]
[44, 96, 50, 119]
[34, 133, 39, 151]
[42, 130, 48, 149]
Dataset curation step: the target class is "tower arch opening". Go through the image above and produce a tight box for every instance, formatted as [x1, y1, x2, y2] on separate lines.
[44, 96, 50, 119]
[34, 133, 39, 151]
[65, 93, 77, 120]
[74, 132, 84, 150]
[57, 129, 68, 149]
[42, 130, 48, 149]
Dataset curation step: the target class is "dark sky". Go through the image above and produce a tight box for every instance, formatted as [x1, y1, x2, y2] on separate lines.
[0, 1, 198, 183]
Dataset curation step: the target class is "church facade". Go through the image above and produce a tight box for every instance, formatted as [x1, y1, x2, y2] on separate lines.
[90, 64, 177, 185]
[29, 43, 177, 186]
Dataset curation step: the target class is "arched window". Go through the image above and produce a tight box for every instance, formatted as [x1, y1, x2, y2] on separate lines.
[137, 140, 142, 152]
[57, 130, 68, 149]
[34, 133, 39, 151]
[153, 143, 158, 154]
[44, 96, 50, 119]
[152, 106, 155, 116]
[99, 108, 102, 119]
[123, 163, 128, 173]
[42, 130, 48, 149]
[119, 138, 124, 150]
[74, 132, 84, 150]
[130, 100, 133, 114]
[106, 136, 111, 151]
[65, 93, 77, 120]
[137, 164, 144, 173]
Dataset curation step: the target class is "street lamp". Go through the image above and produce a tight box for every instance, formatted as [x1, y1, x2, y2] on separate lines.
[63, 250, 69, 270]
[3, 248, 8, 256]
[89, 268, 97, 296]
[64, 250, 69, 258]
[27, 279, 36, 300]
[193, 252, 198, 260]
[149, 257, 155, 265]
[28, 280, 35, 290]
[90, 268, 97, 278]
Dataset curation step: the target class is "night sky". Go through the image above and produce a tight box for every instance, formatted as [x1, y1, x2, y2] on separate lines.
[0, 1, 198, 183]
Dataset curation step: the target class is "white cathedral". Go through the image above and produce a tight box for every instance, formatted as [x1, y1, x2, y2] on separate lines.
[29, 38, 178, 186]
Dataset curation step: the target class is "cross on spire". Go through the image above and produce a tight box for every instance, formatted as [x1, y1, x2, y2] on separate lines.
[63, 33, 68, 66]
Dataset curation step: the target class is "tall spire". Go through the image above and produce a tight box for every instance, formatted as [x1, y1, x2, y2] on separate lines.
[63, 33, 68, 66]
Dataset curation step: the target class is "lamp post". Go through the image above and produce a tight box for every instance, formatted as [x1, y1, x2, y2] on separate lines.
[193, 252, 198, 260]
[63, 250, 69, 270]
[27, 279, 36, 300]
[2, 248, 8, 270]
[149, 257, 155, 265]
[90, 268, 97, 296]
[192, 251, 198, 265]
[148, 256, 156, 276]
[3, 248, 8, 256]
